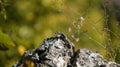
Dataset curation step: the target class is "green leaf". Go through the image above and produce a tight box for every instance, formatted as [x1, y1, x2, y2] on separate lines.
[0, 8, 7, 20]
[0, 0, 7, 20]
[0, 30, 15, 50]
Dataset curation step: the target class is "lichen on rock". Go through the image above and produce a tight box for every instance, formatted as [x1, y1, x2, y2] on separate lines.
[12, 32, 120, 67]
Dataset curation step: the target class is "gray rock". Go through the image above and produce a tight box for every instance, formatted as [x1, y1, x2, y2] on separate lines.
[12, 32, 120, 67]
[72, 49, 120, 67]
[12, 32, 75, 67]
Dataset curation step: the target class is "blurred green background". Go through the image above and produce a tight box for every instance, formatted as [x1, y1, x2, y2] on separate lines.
[0, 0, 120, 67]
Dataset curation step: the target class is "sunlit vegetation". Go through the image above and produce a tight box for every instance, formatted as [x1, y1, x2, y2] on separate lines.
[0, 0, 120, 66]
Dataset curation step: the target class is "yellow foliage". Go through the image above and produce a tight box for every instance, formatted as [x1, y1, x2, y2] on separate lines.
[17, 45, 26, 55]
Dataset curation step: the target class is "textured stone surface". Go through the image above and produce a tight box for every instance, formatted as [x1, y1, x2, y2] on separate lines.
[72, 49, 120, 67]
[12, 32, 75, 67]
[12, 32, 120, 67]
